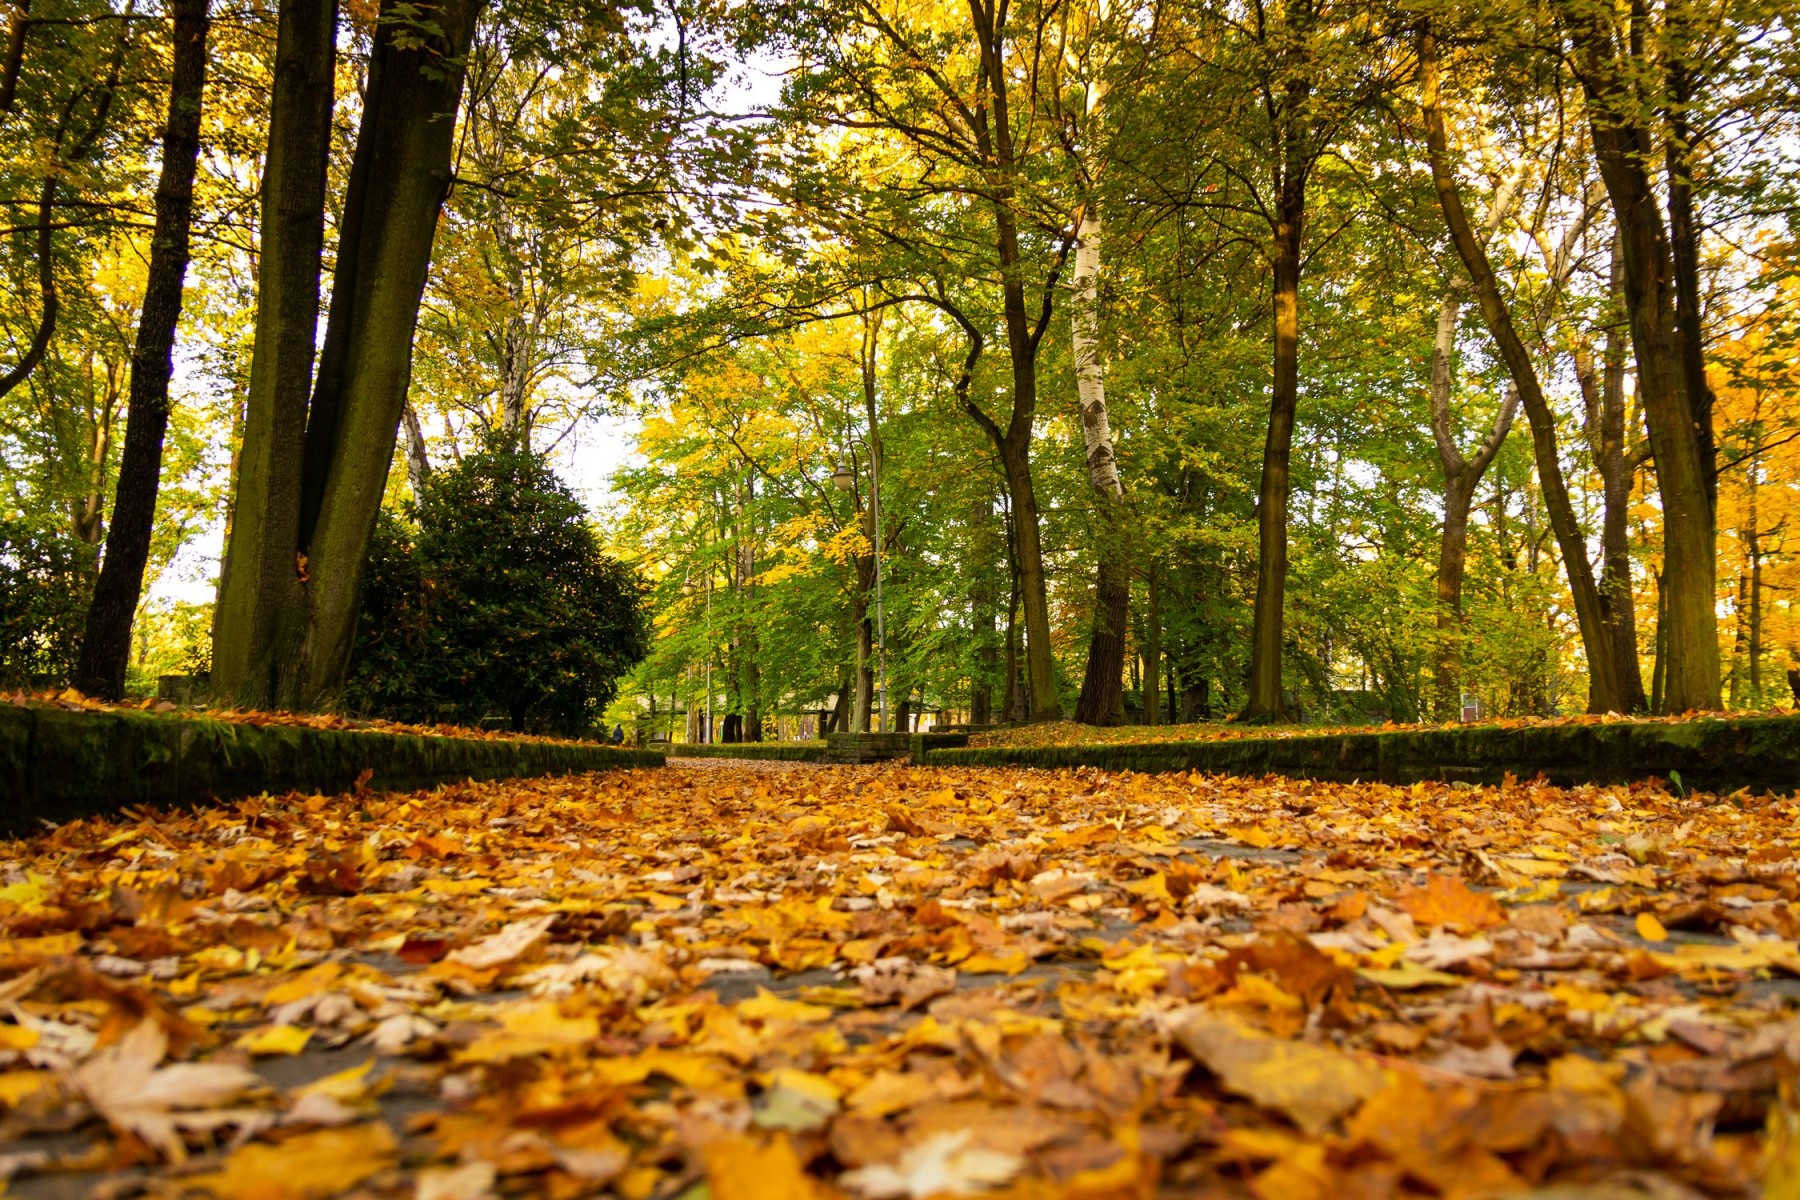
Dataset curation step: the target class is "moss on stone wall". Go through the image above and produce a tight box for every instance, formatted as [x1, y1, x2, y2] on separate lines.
[924, 714, 1800, 795]
[0, 704, 662, 834]
[668, 742, 830, 762]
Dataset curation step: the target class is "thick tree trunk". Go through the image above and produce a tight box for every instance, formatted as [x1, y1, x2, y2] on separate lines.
[1558, 4, 1719, 712]
[212, 0, 337, 708]
[1420, 29, 1624, 713]
[74, 0, 210, 699]
[1665, 49, 1715, 513]
[968, 0, 1060, 724]
[1243, 165, 1304, 723]
[275, 0, 482, 709]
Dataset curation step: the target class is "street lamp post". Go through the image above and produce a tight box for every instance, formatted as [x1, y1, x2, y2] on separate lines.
[832, 439, 888, 733]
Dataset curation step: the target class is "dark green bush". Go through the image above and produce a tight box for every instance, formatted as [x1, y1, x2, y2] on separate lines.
[345, 441, 649, 736]
[0, 516, 95, 688]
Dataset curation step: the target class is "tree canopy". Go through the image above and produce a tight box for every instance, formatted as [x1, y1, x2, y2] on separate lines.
[0, 0, 1795, 735]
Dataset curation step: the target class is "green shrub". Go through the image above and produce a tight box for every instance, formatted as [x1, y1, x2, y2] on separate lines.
[345, 440, 649, 736]
[0, 516, 95, 688]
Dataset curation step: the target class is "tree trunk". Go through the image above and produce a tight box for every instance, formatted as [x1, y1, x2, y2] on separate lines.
[1650, 571, 1667, 713]
[999, 431, 1057, 721]
[1243, 153, 1304, 723]
[1558, 2, 1719, 712]
[1424, 161, 1528, 720]
[0, 16, 127, 404]
[1166, 651, 1178, 723]
[966, 0, 1060, 724]
[1746, 426, 1764, 705]
[737, 473, 761, 742]
[1664, 34, 1715, 513]
[1420, 28, 1624, 714]
[212, 0, 337, 708]
[1435, 478, 1474, 719]
[852, 587, 873, 733]
[401, 401, 431, 495]
[0, 0, 29, 115]
[969, 500, 997, 724]
[275, 0, 483, 709]
[1571, 248, 1648, 713]
[1727, 574, 1748, 708]
[1748, 538, 1763, 704]
[1428, 293, 1518, 719]
[73, 0, 210, 699]
[830, 671, 851, 735]
[1002, 562, 1021, 724]
[1070, 78, 1127, 727]
[1143, 563, 1161, 726]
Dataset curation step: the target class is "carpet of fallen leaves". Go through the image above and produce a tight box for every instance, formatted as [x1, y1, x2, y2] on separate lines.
[1, 761, 1799, 1199]
[9, 690, 591, 747]
[968, 711, 1796, 749]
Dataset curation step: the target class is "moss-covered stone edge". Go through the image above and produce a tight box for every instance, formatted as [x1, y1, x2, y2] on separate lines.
[667, 742, 830, 762]
[0, 704, 662, 835]
[923, 713, 1800, 795]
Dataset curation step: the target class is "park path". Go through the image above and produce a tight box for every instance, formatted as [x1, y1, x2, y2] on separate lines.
[0, 760, 1795, 1198]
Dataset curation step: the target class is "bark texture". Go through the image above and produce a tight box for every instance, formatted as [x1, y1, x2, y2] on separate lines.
[211, 0, 338, 708]
[274, 0, 482, 709]
[74, 0, 210, 699]
[1243, 137, 1305, 723]
[1570, 246, 1648, 713]
[1142, 563, 1162, 726]
[1070, 91, 1129, 727]
[962, 0, 1063, 724]
[1557, 0, 1719, 712]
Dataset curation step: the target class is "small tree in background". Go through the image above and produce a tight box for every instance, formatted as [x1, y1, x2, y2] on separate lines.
[346, 440, 648, 735]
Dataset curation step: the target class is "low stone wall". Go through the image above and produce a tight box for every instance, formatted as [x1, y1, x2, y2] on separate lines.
[0, 704, 662, 835]
[668, 742, 830, 762]
[910, 732, 969, 759]
[924, 714, 1800, 795]
[826, 732, 912, 763]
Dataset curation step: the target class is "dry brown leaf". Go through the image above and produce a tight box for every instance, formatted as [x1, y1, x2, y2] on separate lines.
[1167, 1007, 1387, 1134]
[70, 1022, 263, 1162]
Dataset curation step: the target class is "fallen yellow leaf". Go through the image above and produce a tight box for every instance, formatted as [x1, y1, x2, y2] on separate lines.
[1167, 1007, 1388, 1134]
[736, 987, 833, 1024]
[189, 1121, 398, 1199]
[235, 1024, 312, 1056]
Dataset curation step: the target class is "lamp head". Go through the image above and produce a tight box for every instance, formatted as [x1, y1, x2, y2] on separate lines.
[830, 464, 855, 491]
